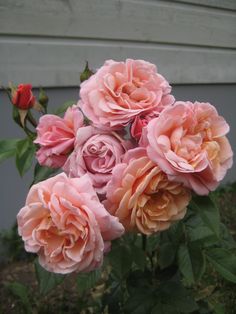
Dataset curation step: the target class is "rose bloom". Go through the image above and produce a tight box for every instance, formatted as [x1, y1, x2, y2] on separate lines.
[12, 84, 35, 110]
[104, 148, 191, 235]
[63, 126, 132, 194]
[17, 173, 124, 274]
[80, 59, 174, 130]
[145, 101, 233, 195]
[35, 105, 84, 168]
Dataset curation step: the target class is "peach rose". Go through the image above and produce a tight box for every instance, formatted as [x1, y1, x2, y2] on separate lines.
[80, 59, 174, 130]
[17, 173, 124, 274]
[63, 126, 132, 194]
[35, 105, 84, 168]
[104, 148, 191, 235]
[145, 101, 233, 195]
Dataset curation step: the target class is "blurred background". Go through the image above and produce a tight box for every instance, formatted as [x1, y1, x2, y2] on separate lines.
[0, 0, 236, 230]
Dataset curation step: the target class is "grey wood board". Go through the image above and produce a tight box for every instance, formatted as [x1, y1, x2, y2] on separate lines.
[170, 0, 236, 11]
[1, 38, 235, 86]
[0, 0, 236, 48]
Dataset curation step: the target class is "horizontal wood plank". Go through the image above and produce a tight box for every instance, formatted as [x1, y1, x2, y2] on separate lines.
[0, 0, 235, 48]
[1, 38, 235, 86]
[171, 0, 236, 11]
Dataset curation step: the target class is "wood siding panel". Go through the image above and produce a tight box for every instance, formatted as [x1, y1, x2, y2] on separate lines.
[0, 0, 235, 48]
[1, 38, 235, 86]
[0, 0, 235, 86]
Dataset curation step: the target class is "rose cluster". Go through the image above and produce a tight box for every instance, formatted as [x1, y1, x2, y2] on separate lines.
[17, 59, 233, 274]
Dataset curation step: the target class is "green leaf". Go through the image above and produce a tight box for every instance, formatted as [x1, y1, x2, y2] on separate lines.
[34, 260, 64, 295]
[157, 280, 198, 313]
[124, 289, 155, 314]
[220, 223, 236, 249]
[102, 282, 123, 313]
[178, 243, 206, 284]
[206, 248, 236, 283]
[213, 303, 225, 314]
[109, 245, 132, 279]
[5, 281, 32, 313]
[15, 138, 36, 176]
[77, 269, 101, 294]
[32, 162, 59, 184]
[159, 242, 176, 269]
[54, 100, 75, 115]
[131, 245, 146, 270]
[0, 138, 20, 164]
[191, 195, 220, 238]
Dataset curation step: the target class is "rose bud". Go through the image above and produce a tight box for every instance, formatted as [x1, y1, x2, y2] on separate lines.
[12, 84, 36, 110]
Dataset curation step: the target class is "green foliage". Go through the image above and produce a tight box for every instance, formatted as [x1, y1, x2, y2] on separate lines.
[0, 138, 20, 165]
[80, 61, 94, 83]
[77, 269, 101, 294]
[54, 100, 75, 115]
[5, 281, 32, 313]
[191, 195, 220, 238]
[178, 243, 206, 284]
[206, 248, 236, 283]
[108, 244, 133, 279]
[15, 138, 36, 176]
[32, 162, 59, 184]
[34, 260, 65, 295]
[0, 222, 30, 262]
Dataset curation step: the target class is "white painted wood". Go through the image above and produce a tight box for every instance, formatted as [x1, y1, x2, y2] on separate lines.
[1, 38, 235, 86]
[171, 0, 236, 11]
[0, 0, 235, 48]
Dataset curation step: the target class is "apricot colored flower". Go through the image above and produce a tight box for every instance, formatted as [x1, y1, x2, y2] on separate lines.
[145, 101, 233, 195]
[80, 59, 174, 130]
[104, 148, 191, 235]
[63, 126, 132, 194]
[35, 105, 84, 168]
[17, 173, 124, 274]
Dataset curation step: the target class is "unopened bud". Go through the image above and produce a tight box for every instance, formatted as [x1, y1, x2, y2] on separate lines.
[80, 61, 94, 83]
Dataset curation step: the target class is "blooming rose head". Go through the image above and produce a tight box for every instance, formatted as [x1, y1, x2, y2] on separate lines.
[35, 105, 84, 168]
[145, 101, 233, 195]
[80, 59, 174, 130]
[104, 148, 191, 235]
[17, 173, 124, 274]
[63, 126, 132, 194]
[12, 84, 35, 110]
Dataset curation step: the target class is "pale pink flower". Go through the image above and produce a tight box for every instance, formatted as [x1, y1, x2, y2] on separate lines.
[17, 173, 124, 274]
[104, 148, 191, 235]
[35, 105, 84, 168]
[80, 59, 174, 130]
[145, 101, 233, 195]
[63, 126, 132, 194]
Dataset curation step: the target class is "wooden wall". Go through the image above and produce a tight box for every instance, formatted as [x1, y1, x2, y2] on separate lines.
[0, 0, 236, 86]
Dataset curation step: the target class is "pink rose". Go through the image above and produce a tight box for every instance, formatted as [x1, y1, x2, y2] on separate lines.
[17, 173, 124, 274]
[104, 148, 191, 235]
[145, 101, 233, 195]
[80, 59, 174, 130]
[63, 126, 132, 194]
[35, 105, 84, 168]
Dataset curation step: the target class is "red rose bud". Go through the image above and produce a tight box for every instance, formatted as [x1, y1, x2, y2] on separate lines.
[12, 84, 36, 110]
